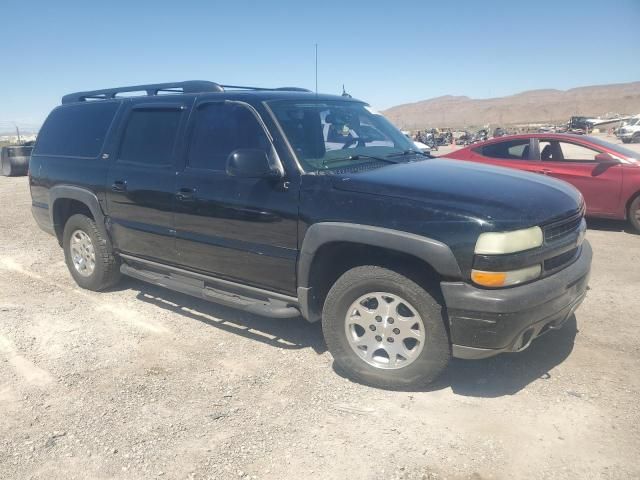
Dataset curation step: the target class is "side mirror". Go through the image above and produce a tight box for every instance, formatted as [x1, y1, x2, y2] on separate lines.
[595, 152, 620, 165]
[226, 148, 281, 179]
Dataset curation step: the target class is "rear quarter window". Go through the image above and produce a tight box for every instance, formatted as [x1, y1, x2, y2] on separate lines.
[33, 102, 119, 158]
[476, 139, 530, 160]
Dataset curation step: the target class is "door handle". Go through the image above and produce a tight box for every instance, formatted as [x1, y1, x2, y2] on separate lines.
[176, 187, 196, 201]
[111, 180, 127, 192]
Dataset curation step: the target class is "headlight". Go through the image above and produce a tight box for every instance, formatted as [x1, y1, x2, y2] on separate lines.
[471, 264, 542, 288]
[474, 226, 543, 255]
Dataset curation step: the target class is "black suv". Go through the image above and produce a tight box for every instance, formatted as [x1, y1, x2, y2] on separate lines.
[29, 81, 591, 388]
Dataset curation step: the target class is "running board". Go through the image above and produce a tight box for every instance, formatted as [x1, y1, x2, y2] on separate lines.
[120, 261, 300, 319]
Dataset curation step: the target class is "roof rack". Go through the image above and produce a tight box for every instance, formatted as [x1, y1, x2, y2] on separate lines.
[220, 85, 312, 92]
[62, 81, 312, 104]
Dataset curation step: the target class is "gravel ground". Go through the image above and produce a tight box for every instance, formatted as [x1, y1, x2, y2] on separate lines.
[1, 141, 639, 479]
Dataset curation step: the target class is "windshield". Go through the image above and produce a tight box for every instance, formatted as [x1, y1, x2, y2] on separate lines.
[582, 135, 640, 160]
[626, 117, 639, 126]
[268, 100, 418, 172]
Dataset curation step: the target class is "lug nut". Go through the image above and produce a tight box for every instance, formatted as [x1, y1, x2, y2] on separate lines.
[375, 316, 382, 322]
[393, 328, 400, 335]
[369, 325, 376, 331]
[388, 318, 394, 324]
[375, 335, 382, 342]
[387, 337, 394, 343]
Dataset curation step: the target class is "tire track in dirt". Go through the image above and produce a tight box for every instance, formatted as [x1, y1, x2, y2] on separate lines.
[0, 333, 54, 387]
[0, 256, 170, 334]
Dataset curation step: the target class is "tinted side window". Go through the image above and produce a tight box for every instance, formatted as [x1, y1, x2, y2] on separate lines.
[188, 103, 269, 171]
[33, 102, 119, 158]
[480, 140, 531, 160]
[119, 109, 182, 166]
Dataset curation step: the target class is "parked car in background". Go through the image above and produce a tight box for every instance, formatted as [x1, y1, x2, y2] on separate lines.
[493, 127, 507, 138]
[472, 129, 489, 143]
[445, 133, 640, 231]
[1, 144, 33, 176]
[455, 132, 472, 145]
[617, 116, 640, 144]
[568, 116, 595, 135]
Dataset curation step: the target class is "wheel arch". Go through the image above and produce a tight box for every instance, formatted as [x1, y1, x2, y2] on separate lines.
[297, 222, 462, 322]
[626, 189, 640, 219]
[50, 186, 108, 246]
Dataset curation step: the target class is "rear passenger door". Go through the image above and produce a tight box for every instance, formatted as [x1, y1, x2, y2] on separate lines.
[173, 100, 299, 295]
[106, 100, 192, 262]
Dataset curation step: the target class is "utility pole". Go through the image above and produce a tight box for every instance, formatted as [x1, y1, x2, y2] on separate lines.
[15, 124, 21, 144]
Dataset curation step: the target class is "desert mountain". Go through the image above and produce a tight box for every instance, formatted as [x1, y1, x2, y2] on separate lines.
[382, 81, 640, 130]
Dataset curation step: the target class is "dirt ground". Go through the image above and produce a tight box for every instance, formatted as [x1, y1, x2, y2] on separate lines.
[1, 137, 639, 479]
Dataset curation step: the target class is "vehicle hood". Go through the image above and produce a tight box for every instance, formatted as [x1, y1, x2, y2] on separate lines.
[332, 158, 583, 230]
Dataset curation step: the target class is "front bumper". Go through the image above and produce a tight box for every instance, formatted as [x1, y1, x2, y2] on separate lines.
[441, 240, 592, 359]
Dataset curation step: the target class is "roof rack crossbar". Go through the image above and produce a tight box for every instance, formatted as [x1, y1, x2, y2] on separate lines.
[62, 80, 225, 104]
[221, 84, 312, 93]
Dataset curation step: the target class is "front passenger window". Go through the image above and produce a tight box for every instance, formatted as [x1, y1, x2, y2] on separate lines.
[539, 141, 599, 162]
[558, 142, 599, 161]
[187, 103, 270, 171]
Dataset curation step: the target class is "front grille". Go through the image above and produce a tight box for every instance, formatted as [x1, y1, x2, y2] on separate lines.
[544, 212, 582, 242]
[544, 247, 578, 271]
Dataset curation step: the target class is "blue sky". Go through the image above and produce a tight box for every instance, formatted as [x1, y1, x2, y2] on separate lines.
[1, 0, 639, 131]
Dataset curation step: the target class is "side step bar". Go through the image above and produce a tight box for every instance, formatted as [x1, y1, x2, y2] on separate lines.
[119, 257, 300, 319]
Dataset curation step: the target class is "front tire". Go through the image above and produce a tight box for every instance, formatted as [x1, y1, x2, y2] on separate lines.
[63, 214, 121, 291]
[629, 196, 640, 233]
[322, 266, 450, 389]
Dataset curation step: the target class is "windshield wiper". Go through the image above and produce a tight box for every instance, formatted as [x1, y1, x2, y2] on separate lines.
[321, 154, 399, 168]
[387, 149, 432, 158]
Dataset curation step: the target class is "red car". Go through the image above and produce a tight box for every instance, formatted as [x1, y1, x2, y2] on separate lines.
[445, 134, 640, 231]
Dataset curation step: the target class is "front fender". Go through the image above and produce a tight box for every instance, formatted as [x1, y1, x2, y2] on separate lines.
[296, 222, 462, 321]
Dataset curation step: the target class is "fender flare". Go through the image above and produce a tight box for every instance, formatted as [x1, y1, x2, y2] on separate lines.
[296, 222, 462, 322]
[49, 185, 109, 241]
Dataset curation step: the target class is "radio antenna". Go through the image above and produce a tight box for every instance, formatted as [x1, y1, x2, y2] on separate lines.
[315, 43, 318, 95]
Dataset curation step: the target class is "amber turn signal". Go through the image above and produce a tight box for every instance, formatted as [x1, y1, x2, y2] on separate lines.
[471, 264, 542, 288]
[471, 270, 508, 287]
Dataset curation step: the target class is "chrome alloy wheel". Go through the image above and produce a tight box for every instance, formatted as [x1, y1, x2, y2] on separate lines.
[70, 230, 96, 277]
[345, 292, 425, 369]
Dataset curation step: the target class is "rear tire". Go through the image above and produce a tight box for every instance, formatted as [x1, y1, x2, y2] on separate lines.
[63, 214, 121, 291]
[628, 196, 640, 233]
[633, 133, 640, 144]
[322, 266, 450, 389]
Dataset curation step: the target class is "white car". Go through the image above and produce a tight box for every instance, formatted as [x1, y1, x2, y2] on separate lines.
[618, 116, 640, 143]
[413, 140, 431, 152]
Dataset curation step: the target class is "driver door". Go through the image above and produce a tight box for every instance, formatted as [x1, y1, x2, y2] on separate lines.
[173, 101, 299, 295]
